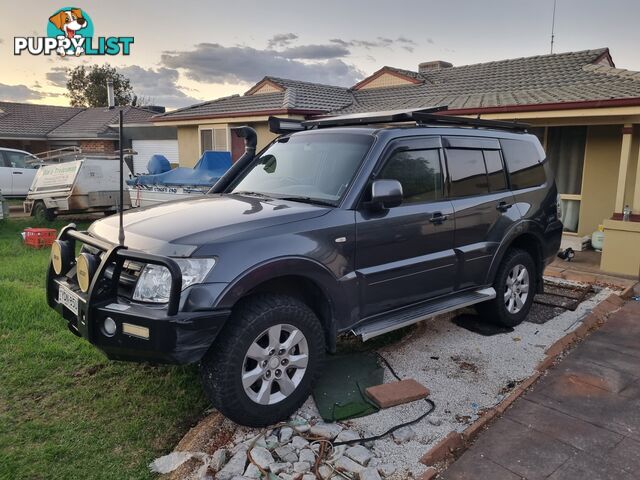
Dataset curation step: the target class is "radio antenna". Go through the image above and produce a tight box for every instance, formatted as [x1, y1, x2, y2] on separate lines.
[107, 79, 125, 246]
[550, 0, 557, 54]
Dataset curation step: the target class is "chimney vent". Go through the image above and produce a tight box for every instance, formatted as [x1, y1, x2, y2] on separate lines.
[418, 60, 453, 73]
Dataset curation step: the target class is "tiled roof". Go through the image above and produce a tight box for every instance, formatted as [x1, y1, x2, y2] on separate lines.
[157, 48, 640, 121]
[0, 102, 156, 139]
[47, 106, 156, 138]
[339, 48, 640, 113]
[0, 102, 82, 138]
[155, 76, 354, 121]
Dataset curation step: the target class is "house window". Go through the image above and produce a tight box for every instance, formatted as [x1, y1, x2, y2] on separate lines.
[546, 126, 587, 233]
[200, 127, 229, 154]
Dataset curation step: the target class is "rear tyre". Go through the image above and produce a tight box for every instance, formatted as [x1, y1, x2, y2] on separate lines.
[200, 294, 325, 427]
[477, 248, 536, 327]
[32, 201, 56, 221]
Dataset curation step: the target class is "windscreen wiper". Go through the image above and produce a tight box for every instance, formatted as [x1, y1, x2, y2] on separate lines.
[231, 191, 272, 198]
[276, 196, 336, 207]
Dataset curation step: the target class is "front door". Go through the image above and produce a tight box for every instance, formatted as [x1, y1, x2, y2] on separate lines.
[355, 137, 456, 317]
[443, 137, 520, 290]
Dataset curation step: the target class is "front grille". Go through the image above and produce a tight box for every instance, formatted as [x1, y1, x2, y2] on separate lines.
[104, 260, 144, 299]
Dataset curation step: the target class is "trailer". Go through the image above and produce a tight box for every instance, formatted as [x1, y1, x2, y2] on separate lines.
[24, 154, 132, 220]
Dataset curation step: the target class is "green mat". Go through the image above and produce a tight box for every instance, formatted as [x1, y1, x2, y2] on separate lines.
[312, 352, 384, 422]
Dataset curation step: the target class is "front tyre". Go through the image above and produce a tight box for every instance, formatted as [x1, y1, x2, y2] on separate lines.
[477, 248, 536, 327]
[200, 294, 325, 427]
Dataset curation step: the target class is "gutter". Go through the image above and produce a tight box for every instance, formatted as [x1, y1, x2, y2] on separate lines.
[441, 97, 640, 115]
[152, 108, 325, 123]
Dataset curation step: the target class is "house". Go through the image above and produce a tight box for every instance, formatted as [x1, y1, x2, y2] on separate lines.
[0, 102, 177, 173]
[154, 47, 640, 278]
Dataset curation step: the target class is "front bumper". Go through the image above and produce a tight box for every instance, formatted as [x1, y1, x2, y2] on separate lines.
[47, 225, 229, 364]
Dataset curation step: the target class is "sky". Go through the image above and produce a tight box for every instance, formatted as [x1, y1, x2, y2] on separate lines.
[1, 0, 640, 109]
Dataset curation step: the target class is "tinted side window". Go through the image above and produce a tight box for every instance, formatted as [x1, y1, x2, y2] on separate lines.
[378, 149, 442, 204]
[500, 139, 546, 190]
[446, 149, 489, 197]
[0, 153, 9, 168]
[484, 150, 507, 192]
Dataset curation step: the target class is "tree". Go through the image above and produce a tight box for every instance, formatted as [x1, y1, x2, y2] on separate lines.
[66, 64, 134, 107]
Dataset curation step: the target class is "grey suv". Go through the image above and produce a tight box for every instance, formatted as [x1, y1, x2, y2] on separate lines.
[46, 108, 562, 426]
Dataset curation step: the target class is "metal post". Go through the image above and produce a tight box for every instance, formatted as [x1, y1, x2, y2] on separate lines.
[118, 109, 125, 246]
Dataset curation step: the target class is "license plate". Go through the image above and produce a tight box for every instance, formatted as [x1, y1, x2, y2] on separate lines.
[58, 284, 80, 316]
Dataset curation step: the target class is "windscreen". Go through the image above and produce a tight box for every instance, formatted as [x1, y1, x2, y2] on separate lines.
[230, 132, 373, 204]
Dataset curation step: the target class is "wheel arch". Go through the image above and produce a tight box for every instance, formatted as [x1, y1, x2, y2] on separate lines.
[214, 257, 348, 352]
[486, 223, 545, 292]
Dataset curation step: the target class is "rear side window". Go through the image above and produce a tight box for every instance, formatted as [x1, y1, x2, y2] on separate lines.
[500, 139, 546, 190]
[483, 150, 507, 192]
[378, 149, 443, 203]
[446, 149, 489, 197]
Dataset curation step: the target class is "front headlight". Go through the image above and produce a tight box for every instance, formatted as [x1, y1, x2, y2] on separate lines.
[132, 258, 216, 303]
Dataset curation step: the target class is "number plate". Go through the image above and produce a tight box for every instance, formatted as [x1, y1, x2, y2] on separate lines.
[58, 284, 80, 316]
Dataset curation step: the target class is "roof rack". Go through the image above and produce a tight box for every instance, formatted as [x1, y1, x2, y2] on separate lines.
[269, 106, 529, 134]
[302, 106, 448, 128]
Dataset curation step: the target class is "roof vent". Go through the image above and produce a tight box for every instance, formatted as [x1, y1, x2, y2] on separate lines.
[418, 60, 453, 73]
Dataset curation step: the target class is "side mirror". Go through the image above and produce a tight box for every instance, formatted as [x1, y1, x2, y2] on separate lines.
[370, 179, 403, 210]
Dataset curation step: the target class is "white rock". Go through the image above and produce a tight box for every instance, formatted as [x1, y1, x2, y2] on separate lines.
[299, 448, 316, 465]
[428, 417, 443, 426]
[328, 444, 346, 462]
[334, 456, 364, 474]
[291, 436, 309, 450]
[279, 474, 295, 480]
[336, 429, 361, 443]
[302, 474, 316, 480]
[250, 446, 274, 470]
[275, 445, 298, 463]
[294, 423, 311, 433]
[270, 462, 291, 475]
[345, 445, 372, 466]
[368, 458, 379, 468]
[359, 467, 382, 480]
[210, 449, 228, 472]
[216, 446, 248, 480]
[293, 461, 311, 473]
[391, 426, 415, 444]
[279, 427, 294, 443]
[377, 463, 396, 476]
[310, 422, 343, 440]
[319, 464, 333, 478]
[243, 463, 262, 479]
[149, 451, 193, 474]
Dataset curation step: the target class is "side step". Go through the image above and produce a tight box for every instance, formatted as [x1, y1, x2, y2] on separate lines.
[352, 288, 496, 341]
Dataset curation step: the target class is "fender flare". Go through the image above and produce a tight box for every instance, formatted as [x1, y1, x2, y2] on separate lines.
[485, 220, 546, 288]
[214, 257, 352, 348]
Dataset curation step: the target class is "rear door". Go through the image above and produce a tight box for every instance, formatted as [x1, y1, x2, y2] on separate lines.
[443, 137, 520, 290]
[355, 137, 456, 316]
[3, 151, 37, 196]
[0, 152, 12, 195]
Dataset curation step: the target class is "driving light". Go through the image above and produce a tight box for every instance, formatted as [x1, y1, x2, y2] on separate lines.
[76, 253, 98, 293]
[132, 258, 216, 303]
[102, 317, 117, 337]
[51, 240, 73, 275]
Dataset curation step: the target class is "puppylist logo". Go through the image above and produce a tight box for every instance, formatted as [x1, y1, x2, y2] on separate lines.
[14, 7, 134, 57]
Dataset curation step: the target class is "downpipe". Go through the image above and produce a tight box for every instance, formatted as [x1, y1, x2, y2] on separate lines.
[209, 126, 257, 193]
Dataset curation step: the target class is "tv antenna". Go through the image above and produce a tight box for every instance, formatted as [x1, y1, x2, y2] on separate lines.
[550, 0, 557, 54]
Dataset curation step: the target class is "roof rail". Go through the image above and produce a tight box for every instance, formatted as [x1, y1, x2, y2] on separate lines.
[302, 106, 448, 128]
[413, 112, 529, 132]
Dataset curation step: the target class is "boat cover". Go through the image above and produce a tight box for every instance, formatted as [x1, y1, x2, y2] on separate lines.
[147, 155, 171, 174]
[127, 151, 232, 187]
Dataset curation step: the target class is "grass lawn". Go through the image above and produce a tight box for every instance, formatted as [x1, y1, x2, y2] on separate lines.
[0, 218, 208, 480]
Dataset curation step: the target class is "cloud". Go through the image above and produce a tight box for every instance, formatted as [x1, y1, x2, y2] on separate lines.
[46, 67, 68, 87]
[161, 43, 364, 87]
[279, 44, 349, 59]
[397, 36, 417, 46]
[331, 36, 418, 51]
[119, 65, 201, 108]
[267, 33, 298, 49]
[427, 38, 435, 45]
[0, 83, 44, 102]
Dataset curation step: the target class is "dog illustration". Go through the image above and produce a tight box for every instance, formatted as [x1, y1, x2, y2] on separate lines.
[48, 8, 87, 56]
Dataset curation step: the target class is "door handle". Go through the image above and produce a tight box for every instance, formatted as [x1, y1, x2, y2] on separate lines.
[13, 171, 23, 174]
[429, 212, 448, 224]
[496, 201, 513, 212]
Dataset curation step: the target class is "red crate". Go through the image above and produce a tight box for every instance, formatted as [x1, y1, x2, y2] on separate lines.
[23, 228, 57, 249]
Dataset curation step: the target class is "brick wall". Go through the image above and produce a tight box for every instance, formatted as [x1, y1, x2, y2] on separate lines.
[79, 140, 116, 154]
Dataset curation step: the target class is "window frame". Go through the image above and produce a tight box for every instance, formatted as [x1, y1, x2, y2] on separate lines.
[367, 136, 446, 207]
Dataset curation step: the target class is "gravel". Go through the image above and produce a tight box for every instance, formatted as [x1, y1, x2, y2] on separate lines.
[151, 280, 615, 479]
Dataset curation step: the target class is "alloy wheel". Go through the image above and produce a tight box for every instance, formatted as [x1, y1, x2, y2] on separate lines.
[504, 264, 529, 314]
